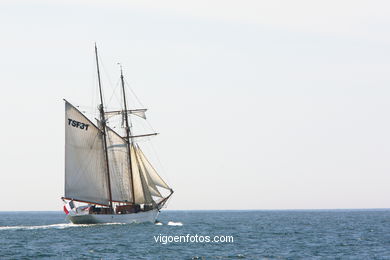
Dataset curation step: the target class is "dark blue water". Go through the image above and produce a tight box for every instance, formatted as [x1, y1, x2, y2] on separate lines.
[0, 210, 389, 259]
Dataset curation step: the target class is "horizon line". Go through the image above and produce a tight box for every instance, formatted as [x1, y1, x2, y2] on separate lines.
[0, 208, 389, 212]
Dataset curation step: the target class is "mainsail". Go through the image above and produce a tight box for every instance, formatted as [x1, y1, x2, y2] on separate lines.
[64, 101, 110, 205]
[105, 126, 133, 203]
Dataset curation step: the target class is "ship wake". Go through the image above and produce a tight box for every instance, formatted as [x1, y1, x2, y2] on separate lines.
[0, 223, 124, 230]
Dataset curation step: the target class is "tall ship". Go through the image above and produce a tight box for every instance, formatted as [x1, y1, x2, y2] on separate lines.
[62, 45, 173, 224]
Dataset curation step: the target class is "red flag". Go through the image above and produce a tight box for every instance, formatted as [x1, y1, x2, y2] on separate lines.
[63, 205, 69, 215]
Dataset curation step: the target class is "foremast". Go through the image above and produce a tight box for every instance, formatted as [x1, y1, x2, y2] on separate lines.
[95, 43, 114, 209]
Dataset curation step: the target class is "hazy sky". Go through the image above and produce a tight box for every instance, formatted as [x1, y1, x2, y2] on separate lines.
[1, 0, 390, 210]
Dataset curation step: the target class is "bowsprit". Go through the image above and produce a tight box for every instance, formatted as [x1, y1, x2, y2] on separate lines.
[68, 118, 89, 130]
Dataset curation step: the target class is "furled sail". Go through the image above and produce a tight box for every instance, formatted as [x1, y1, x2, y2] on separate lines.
[105, 109, 147, 119]
[64, 101, 110, 205]
[105, 126, 133, 203]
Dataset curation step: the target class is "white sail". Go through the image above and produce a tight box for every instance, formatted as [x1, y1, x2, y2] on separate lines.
[130, 109, 147, 119]
[65, 101, 110, 205]
[105, 126, 133, 203]
[131, 146, 153, 204]
[137, 146, 170, 190]
[135, 148, 162, 198]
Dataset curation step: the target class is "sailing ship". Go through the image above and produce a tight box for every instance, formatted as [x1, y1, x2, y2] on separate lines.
[62, 45, 173, 224]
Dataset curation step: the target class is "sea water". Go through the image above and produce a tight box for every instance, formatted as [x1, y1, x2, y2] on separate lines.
[0, 210, 389, 259]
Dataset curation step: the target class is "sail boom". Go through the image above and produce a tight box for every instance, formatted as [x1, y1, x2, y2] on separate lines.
[125, 133, 159, 139]
[110, 200, 134, 204]
[61, 197, 110, 207]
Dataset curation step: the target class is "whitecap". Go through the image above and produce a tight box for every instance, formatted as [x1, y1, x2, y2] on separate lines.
[167, 221, 183, 226]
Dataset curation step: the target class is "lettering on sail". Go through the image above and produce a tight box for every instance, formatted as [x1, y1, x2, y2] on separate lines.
[68, 119, 89, 131]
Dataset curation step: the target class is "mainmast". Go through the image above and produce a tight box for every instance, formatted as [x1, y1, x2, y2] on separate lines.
[119, 64, 136, 204]
[95, 43, 114, 209]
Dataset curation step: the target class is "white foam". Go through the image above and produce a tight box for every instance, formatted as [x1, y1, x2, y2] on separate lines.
[0, 223, 75, 230]
[155, 222, 163, 226]
[0, 222, 123, 231]
[167, 221, 183, 226]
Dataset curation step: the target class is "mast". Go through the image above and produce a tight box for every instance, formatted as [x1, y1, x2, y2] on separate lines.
[94, 43, 114, 209]
[119, 64, 136, 204]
